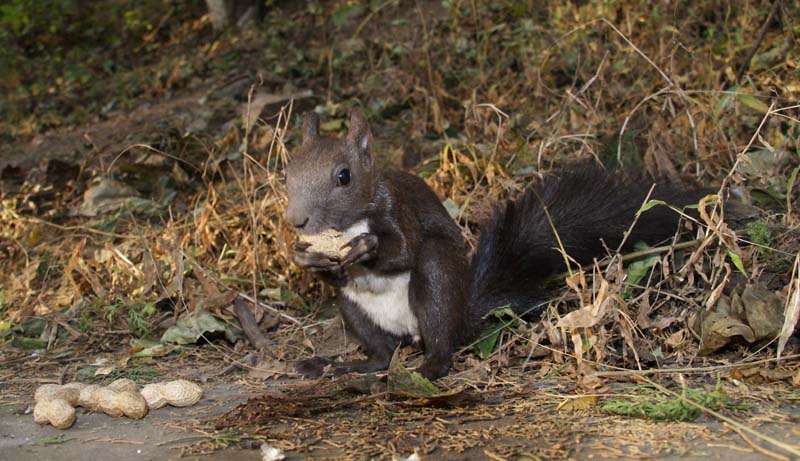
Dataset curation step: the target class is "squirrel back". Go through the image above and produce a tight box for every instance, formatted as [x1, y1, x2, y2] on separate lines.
[468, 166, 710, 323]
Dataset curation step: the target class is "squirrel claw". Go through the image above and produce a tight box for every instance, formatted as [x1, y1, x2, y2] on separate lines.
[292, 240, 312, 252]
[341, 233, 378, 268]
[293, 250, 339, 270]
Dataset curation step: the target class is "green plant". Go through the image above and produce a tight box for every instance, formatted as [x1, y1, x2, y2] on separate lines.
[77, 308, 93, 333]
[205, 429, 266, 450]
[101, 298, 124, 325]
[0, 289, 9, 315]
[36, 253, 63, 280]
[621, 242, 661, 299]
[746, 220, 771, 248]
[127, 302, 156, 339]
[76, 365, 160, 384]
[31, 434, 74, 446]
[601, 382, 740, 422]
[96, 298, 156, 339]
[474, 306, 520, 359]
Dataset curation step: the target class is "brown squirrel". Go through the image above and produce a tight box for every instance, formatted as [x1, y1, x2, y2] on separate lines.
[286, 109, 715, 380]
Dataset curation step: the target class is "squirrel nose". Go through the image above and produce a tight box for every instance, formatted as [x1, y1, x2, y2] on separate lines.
[292, 217, 309, 229]
[286, 206, 309, 229]
[286, 200, 311, 230]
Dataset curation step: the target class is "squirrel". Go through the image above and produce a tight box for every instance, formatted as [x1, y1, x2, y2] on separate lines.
[286, 109, 723, 380]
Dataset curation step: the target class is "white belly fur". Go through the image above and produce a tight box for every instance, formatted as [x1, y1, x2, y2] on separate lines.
[339, 220, 419, 339]
[342, 219, 370, 239]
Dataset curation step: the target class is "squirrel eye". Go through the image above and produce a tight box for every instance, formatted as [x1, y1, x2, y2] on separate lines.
[337, 168, 351, 186]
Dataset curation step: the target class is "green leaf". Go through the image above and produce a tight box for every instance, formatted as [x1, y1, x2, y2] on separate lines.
[787, 165, 800, 215]
[638, 199, 667, 213]
[622, 244, 660, 299]
[660, 25, 680, 35]
[142, 302, 156, 316]
[319, 119, 344, 132]
[442, 198, 460, 219]
[737, 94, 769, 113]
[727, 250, 747, 276]
[750, 188, 785, 206]
[739, 149, 781, 177]
[0, 319, 12, 336]
[474, 326, 501, 359]
[130, 338, 174, 358]
[473, 305, 517, 359]
[161, 310, 241, 345]
[713, 92, 733, 120]
[32, 435, 74, 446]
[11, 336, 47, 349]
[330, 4, 364, 27]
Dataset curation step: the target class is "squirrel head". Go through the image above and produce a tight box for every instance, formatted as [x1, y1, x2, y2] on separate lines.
[285, 109, 376, 235]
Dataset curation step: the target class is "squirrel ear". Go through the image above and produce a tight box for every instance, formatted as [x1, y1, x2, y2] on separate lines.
[346, 109, 371, 152]
[302, 112, 320, 146]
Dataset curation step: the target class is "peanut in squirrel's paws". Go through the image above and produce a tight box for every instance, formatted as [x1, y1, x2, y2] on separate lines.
[297, 230, 350, 259]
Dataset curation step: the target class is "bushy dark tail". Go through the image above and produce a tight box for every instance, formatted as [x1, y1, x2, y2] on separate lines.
[467, 165, 713, 324]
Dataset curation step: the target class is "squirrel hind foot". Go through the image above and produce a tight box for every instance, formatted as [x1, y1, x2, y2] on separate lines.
[293, 357, 335, 379]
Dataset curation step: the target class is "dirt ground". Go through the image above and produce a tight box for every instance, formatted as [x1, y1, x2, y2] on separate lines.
[1, 348, 799, 461]
[0, 385, 261, 461]
[1, 377, 798, 461]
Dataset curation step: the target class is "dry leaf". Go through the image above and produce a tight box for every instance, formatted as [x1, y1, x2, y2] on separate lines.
[705, 263, 731, 309]
[730, 367, 797, 384]
[618, 311, 641, 368]
[778, 255, 800, 358]
[558, 279, 611, 330]
[247, 359, 296, 380]
[692, 283, 786, 355]
[665, 329, 688, 349]
[94, 366, 115, 376]
[740, 285, 784, 340]
[696, 311, 755, 355]
[557, 395, 597, 411]
[577, 367, 604, 390]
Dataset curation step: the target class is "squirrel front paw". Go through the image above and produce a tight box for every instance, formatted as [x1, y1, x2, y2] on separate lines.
[292, 241, 340, 270]
[292, 243, 348, 286]
[341, 233, 378, 268]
